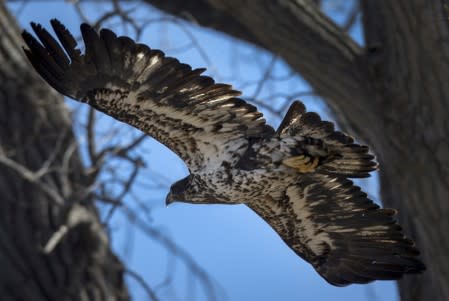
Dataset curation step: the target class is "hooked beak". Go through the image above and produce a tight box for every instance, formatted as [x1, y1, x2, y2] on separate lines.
[165, 191, 177, 206]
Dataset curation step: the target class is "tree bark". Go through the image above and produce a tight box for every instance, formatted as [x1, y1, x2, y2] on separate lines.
[144, 0, 449, 300]
[361, 2, 449, 300]
[0, 2, 130, 300]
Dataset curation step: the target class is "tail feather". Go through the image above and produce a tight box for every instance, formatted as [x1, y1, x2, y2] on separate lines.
[277, 101, 377, 178]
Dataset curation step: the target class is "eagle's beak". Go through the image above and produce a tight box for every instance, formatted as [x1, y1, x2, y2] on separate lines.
[165, 192, 176, 206]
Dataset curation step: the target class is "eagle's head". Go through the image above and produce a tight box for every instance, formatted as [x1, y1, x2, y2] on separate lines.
[166, 175, 190, 205]
[166, 175, 213, 205]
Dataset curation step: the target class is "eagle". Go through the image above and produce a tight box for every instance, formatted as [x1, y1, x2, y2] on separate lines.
[22, 20, 425, 286]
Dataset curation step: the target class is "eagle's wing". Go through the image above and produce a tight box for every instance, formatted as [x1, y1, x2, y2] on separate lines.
[277, 101, 377, 178]
[248, 174, 425, 286]
[22, 20, 273, 171]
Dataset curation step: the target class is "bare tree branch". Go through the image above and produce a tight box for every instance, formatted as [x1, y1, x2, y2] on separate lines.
[121, 205, 218, 301]
[126, 268, 160, 301]
[0, 153, 65, 205]
[144, 0, 380, 140]
[0, 2, 131, 299]
[251, 54, 278, 100]
[86, 107, 97, 165]
[44, 204, 106, 253]
[342, 1, 360, 32]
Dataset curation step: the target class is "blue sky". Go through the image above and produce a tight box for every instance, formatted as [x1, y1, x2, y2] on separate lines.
[10, 1, 397, 300]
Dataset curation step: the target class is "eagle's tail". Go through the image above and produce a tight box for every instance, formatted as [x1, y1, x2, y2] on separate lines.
[277, 101, 377, 178]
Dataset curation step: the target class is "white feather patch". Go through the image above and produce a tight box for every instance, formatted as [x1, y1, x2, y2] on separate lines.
[287, 185, 334, 255]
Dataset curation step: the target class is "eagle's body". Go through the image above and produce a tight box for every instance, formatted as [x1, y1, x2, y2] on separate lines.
[22, 20, 425, 286]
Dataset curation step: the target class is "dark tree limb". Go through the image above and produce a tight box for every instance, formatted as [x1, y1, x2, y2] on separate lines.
[360, 1, 449, 300]
[146, 0, 381, 140]
[0, 2, 130, 300]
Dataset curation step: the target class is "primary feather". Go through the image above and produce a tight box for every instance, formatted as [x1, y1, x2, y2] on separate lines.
[23, 20, 272, 171]
[22, 20, 425, 286]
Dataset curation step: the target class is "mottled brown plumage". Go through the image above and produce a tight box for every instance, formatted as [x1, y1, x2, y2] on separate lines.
[22, 20, 425, 286]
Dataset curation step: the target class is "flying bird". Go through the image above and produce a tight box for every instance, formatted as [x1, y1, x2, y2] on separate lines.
[22, 20, 425, 286]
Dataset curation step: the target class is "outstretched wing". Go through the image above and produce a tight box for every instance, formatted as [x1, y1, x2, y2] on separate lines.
[277, 101, 377, 178]
[22, 20, 273, 171]
[248, 174, 424, 286]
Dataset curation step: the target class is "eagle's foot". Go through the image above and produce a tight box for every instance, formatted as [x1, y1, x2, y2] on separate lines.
[282, 155, 319, 173]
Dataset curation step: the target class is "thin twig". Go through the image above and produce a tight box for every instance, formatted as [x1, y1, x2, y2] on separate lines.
[121, 205, 218, 301]
[60, 139, 79, 199]
[96, 133, 147, 161]
[251, 54, 277, 100]
[126, 268, 160, 301]
[86, 107, 97, 165]
[342, 1, 360, 32]
[43, 204, 107, 253]
[0, 154, 65, 205]
[43, 225, 69, 253]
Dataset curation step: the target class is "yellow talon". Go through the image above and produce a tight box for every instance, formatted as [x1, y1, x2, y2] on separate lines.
[282, 155, 319, 173]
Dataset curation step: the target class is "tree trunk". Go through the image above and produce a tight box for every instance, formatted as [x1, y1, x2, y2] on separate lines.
[144, 0, 449, 300]
[0, 2, 130, 300]
[361, 2, 449, 300]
